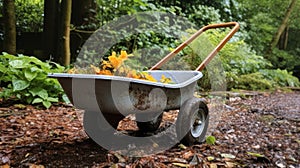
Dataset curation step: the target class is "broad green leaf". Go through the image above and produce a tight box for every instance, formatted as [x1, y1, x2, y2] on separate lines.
[29, 88, 48, 99]
[1, 52, 16, 59]
[62, 94, 71, 104]
[32, 98, 43, 104]
[9, 60, 29, 68]
[37, 89, 48, 99]
[25, 69, 38, 81]
[42, 101, 52, 109]
[47, 97, 59, 102]
[30, 66, 42, 72]
[34, 72, 47, 80]
[29, 88, 42, 96]
[0, 63, 7, 73]
[12, 79, 30, 91]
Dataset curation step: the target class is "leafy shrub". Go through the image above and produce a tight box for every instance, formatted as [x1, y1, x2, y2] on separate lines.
[15, 0, 44, 32]
[259, 69, 299, 87]
[182, 29, 300, 90]
[269, 48, 298, 71]
[231, 72, 274, 90]
[186, 5, 221, 27]
[0, 53, 66, 108]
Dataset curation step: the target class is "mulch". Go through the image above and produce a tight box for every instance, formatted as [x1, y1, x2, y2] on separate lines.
[0, 91, 299, 167]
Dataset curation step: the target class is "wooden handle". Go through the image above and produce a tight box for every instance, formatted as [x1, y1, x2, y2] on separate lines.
[150, 22, 240, 71]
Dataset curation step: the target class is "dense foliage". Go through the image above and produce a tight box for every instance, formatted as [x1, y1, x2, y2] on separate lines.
[182, 29, 299, 90]
[234, 0, 300, 70]
[15, 0, 44, 32]
[0, 53, 66, 108]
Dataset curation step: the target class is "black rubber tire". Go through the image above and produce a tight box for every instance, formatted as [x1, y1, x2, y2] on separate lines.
[176, 97, 209, 146]
[136, 112, 163, 132]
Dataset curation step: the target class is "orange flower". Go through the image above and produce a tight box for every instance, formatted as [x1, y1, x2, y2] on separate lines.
[75, 50, 174, 84]
[108, 55, 122, 69]
[98, 69, 113, 75]
[119, 50, 128, 60]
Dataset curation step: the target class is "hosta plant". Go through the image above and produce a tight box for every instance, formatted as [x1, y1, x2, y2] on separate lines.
[0, 53, 66, 108]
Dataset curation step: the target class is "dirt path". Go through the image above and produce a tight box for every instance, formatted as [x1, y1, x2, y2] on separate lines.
[0, 91, 299, 167]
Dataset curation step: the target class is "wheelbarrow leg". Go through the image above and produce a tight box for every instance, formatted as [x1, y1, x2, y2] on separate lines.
[103, 113, 124, 129]
[83, 111, 126, 149]
[136, 112, 163, 132]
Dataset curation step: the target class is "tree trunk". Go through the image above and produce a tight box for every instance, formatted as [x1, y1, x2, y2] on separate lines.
[269, 0, 297, 52]
[60, 0, 72, 66]
[278, 26, 289, 50]
[43, 0, 59, 61]
[2, 0, 16, 55]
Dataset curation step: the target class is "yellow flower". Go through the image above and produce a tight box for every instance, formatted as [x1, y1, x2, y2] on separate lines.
[108, 55, 122, 69]
[119, 50, 128, 60]
[111, 51, 117, 57]
[101, 60, 113, 70]
[71, 50, 174, 84]
[127, 70, 138, 79]
[160, 74, 172, 84]
[144, 73, 157, 82]
[98, 69, 113, 75]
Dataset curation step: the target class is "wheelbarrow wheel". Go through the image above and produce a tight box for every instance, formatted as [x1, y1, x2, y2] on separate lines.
[136, 112, 163, 132]
[176, 97, 209, 146]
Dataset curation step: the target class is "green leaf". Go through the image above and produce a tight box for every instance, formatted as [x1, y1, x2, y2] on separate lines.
[12, 79, 30, 91]
[9, 60, 29, 68]
[26, 96, 34, 104]
[42, 101, 52, 109]
[25, 68, 38, 81]
[32, 98, 43, 104]
[206, 136, 216, 145]
[62, 94, 71, 104]
[29, 88, 41, 96]
[37, 89, 48, 99]
[0, 63, 7, 73]
[247, 152, 265, 158]
[47, 97, 59, 102]
[29, 88, 48, 99]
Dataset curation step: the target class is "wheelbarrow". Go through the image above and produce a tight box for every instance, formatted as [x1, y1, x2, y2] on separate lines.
[48, 22, 239, 147]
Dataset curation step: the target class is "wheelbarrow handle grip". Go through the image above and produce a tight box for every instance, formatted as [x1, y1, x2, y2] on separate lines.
[149, 22, 240, 71]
